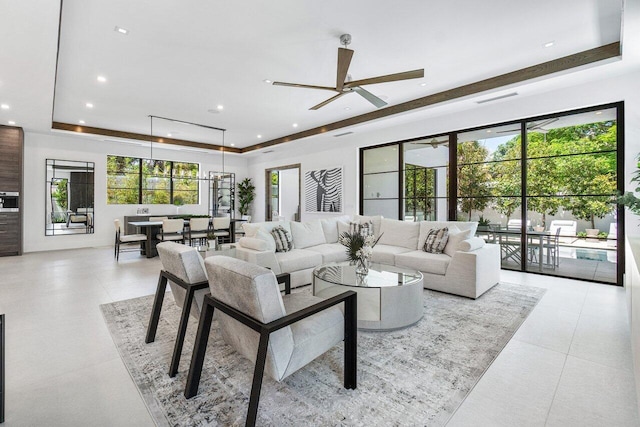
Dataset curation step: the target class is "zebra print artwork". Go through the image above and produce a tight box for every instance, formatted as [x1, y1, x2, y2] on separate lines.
[304, 167, 342, 213]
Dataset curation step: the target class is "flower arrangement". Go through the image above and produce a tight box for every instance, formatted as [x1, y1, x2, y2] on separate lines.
[339, 230, 382, 275]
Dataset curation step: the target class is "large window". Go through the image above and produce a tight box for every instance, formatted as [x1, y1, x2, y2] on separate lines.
[360, 103, 623, 285]
[107, 155, 199, 204]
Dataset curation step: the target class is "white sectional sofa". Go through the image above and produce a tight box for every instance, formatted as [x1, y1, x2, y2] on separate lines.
[235, 215, 501, 299]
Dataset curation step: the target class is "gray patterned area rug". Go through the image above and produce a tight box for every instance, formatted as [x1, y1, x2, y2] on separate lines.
[101, 283, 544, 426]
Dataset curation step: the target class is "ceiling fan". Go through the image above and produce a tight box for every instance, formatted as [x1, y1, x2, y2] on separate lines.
[410, 138, 449, 149]
[272, 34, 424, 110]
[496, 118, 560, 134]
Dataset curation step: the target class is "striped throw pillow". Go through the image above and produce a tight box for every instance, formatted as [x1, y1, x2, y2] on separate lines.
[271, 225, 294, 252]
[423, 227, 449, 254]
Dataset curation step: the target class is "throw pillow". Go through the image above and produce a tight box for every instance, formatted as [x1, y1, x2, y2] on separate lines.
[443, 227, 473, 257]
[423, 227, 449, 254]
[271, 225, 294, 252]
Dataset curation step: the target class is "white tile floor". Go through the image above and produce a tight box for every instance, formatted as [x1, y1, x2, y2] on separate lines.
[0, 248, 638, 426]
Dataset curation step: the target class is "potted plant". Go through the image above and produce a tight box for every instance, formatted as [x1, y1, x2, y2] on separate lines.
[237, 178, 255, 218]
[207, 230, 218, 250]
[477, 215, 491, 232]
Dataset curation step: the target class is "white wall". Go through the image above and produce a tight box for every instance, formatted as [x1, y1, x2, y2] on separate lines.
[23, 132, 248, 252]
[278, 168, 299, 221]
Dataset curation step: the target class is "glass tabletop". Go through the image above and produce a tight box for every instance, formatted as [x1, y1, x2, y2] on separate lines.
[313, 261, 422, 288]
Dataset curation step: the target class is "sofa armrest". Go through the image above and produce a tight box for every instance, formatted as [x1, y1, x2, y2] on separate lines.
[446, 243, 501, 298]
[235, 246, 282, 274]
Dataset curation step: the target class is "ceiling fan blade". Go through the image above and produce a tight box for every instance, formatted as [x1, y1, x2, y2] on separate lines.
[496, 128, 520, 134]
[272, 82, 337, 92]
[529, 117, 559, 130]
[336, 48, 354, 91]
[344, 69, 424, 88]
[309, 92, 348, 110]
[352, 86, 387, 108]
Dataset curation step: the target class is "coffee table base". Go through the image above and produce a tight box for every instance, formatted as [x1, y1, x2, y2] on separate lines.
[314, 276, 424, 331]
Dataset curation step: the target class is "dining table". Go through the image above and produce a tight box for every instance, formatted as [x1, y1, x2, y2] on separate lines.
[490, 228, 551, 271]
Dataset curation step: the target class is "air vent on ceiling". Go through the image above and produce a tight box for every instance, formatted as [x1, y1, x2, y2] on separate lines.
[476, 92, 518, 104]
[334, 131, 354, 137]
[263, 150, 274, 154]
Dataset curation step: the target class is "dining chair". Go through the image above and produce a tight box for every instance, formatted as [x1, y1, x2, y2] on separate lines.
[212, 216, 231, 244]
[184, 256, 357, 426]
[188, 217, 210, 246]
[156, 219, 185, 243]
[113, 219, 147, 261]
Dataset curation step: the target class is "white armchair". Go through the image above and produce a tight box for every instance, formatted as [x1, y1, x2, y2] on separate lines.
[184, 256, 357, 426]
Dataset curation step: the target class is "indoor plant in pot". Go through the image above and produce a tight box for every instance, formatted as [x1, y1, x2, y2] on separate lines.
[237, 178, 255, 218]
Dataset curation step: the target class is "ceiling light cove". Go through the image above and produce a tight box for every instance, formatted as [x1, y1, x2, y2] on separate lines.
[0, 104, 9, 110]
[85, 102, 94, 108]
[114, 26, 129, 35]
[97, 75, 107, 83]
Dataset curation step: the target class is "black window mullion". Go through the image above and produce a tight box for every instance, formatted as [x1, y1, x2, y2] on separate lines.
[138, 157, 142, 204]
[520, 123, 527, 272]
[169, 161, 174, 204]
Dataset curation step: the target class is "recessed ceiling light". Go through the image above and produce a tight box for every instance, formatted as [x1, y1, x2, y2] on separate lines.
[230, 143, 235, 147]
[167, 133, 172, 137]
[292, 123, 298, 128]
[595, 111, 602, 115]
[263, 79, 272, 84]
[486, 130, 492, 133]
[8, 120, 15, 125]
[97, 75, 107, 83]
[114, 26, 129, 35]
[344, 107, 351, 111]
[217, 105, 224, 110]
[543, 41, 554, 48]
[207, 109, 220, 114]
[0, 104, 9, 110]
[85, 102, 94, 108]
[79, 120, 85, 124]
[420, 83, 427, 87]
[257, 134, 262, 139]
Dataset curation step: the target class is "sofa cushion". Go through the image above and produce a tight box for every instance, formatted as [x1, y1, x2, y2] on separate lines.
[276, 249, 323, 273]
[306, 243, 349, 263]
[239, 229, 276, 252]
[443, 227, 473, 257]
[321, 215, 351, 243]
[371, 244, 412, 265]
[290, 220, 327, 249]
[395, 251, 451, 275]
[271, 226, 294, 252]
[378, 218, 420, 249]
[417, 221, 478, 249]
[244, 221, 292, 238]
[424, 227, 449, 254]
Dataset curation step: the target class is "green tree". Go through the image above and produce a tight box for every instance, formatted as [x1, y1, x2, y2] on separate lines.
[457, 141, 492, 220]
[490, 138, 521, 222]
[405, 164, 436, 220]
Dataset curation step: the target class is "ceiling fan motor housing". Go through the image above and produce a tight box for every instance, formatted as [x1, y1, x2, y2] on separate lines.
[340, 33, 352, 47]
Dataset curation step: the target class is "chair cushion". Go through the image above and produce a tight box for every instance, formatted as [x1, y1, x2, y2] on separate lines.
[120, 234, 146, 242]
[395, 250, 451, 275]
[281, 293, 344, 379]
[276, 249, 323, 273]
[156, 233, 183, 241]
[205, 256, 294, 382]
[306, 243, 349, 263]
[378, 218, 420, 249]
[290, 220, 327, 249]
[371, 244, 412, 265]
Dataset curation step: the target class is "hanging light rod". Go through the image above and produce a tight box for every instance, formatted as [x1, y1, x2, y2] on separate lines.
[147, 115, 226, 132]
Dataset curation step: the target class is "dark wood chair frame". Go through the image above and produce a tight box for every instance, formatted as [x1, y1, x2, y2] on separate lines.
[183, 289, 357, 427]
[145, 270, 292, 378]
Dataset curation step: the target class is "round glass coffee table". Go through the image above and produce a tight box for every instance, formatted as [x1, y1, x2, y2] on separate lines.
[313, 261, 424, 331]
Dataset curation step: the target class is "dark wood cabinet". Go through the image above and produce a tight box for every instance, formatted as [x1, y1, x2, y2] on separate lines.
[0, 126, 23, 256]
